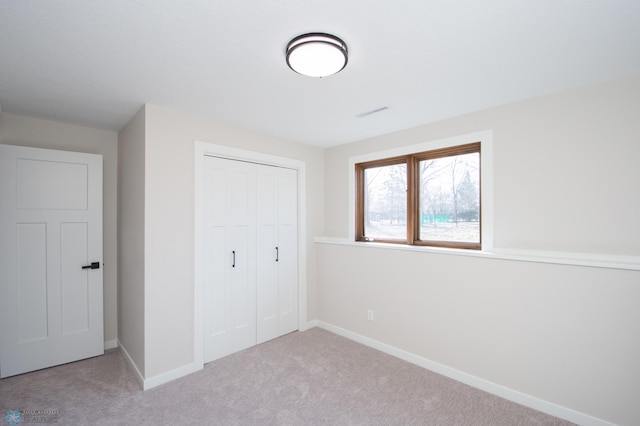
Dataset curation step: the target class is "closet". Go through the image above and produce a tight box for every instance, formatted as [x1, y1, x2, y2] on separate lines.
[203, 156, 297, 363]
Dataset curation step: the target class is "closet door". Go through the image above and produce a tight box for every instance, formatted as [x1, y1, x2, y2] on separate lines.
[256, 165, 298, 344]
[204, 157, 256, 363]
[276, 167, 298, 336]
[256, 166, 279, 344]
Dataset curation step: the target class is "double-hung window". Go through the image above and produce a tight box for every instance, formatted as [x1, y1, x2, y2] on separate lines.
[355, 142, 481, 249]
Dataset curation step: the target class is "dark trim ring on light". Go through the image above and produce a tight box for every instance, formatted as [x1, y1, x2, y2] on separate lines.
[286, 33, 348, 77]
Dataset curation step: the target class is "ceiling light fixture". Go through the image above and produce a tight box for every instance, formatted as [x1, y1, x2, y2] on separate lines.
[286, 33, 348, 78]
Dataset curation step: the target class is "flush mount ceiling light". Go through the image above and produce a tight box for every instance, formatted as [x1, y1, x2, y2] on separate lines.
[286, 33, 348, 77]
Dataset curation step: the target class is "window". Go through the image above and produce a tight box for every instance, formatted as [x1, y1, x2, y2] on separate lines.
[355, 142, 481, 249]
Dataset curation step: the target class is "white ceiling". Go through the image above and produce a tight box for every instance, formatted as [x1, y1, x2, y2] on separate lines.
[1, 1, 639, 148]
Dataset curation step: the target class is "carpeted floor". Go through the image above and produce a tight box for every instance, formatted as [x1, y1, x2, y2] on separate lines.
[0, 328, 573, 425]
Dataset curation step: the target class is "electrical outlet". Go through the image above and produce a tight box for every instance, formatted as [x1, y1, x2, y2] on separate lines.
[367, 310, 374, 321]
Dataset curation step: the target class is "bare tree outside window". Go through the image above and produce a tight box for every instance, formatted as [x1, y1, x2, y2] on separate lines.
[419, 152, 479, 243]
[364, 163, 407, 240]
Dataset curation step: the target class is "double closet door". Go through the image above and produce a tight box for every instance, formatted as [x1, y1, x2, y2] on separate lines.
[204, 156, 297, 363]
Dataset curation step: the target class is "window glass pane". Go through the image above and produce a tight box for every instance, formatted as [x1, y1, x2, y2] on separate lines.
[419, 152, 479, 243]
[363, 163, 407, 240]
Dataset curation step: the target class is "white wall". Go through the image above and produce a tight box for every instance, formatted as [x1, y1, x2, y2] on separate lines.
[141, 104, 324, 379]
[324, 75, 640, 255]
[0, 113, 119, 346]
[117, 106, 146, 376]
[318, 75, 640, 425]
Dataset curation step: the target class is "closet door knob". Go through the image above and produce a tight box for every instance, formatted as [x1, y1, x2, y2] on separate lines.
[275, 246, 279, 262]
[81, 261, 100, 270]
[232, 251, 236, 268]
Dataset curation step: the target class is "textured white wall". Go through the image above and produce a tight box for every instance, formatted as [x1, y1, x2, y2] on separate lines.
[318, 75, 640, 425]
[0, 113, 119, 346]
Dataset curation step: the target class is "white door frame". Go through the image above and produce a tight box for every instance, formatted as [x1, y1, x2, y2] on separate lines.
[193, 141, 307, 369]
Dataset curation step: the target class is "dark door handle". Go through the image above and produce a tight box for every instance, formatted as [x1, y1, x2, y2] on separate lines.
[82, 262, 100, 270]
[232, 251, 236, 268]
[275, 246, 279, 262]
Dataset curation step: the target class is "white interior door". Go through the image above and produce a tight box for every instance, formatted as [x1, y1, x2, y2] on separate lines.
[256, 165, 280, 344]
[276, 167, 298, 336]
[203, 156, 298, 362]
[256, 165, 298, 344]
[204, 156, 256, 363]
[0, 144, 104, 378]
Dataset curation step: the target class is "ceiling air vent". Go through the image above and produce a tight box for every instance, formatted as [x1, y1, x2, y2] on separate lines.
[355, 106, 389, 118]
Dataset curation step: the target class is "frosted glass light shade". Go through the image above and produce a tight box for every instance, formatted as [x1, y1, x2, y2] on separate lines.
[286, 33, 348, 77]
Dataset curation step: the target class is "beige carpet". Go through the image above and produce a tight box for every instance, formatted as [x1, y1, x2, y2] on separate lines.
[0, 328, 573, 425]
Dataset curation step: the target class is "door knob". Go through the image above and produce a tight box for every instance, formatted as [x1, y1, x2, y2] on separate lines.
[82, 262, 100, 270]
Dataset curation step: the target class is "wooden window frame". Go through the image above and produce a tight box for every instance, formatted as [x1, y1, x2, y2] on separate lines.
[355, 142, 481, 250]
[355, 155, 410, 244]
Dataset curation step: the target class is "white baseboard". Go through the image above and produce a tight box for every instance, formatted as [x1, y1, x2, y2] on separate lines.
[117, 340, 144, 389]
[117, 340, 203, 391]
[142, 362, 202, 390]
[104, 339, 118, 350]
[315, 321, 614, 426]
[303, 319, 319, 330]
